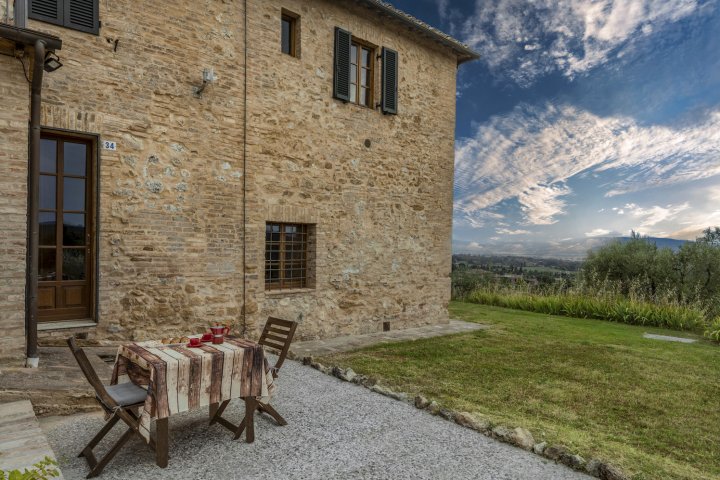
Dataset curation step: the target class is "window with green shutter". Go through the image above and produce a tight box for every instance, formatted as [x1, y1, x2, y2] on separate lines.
[381, 47, 399, 115]
[29, 0, 99, 35]
[333, 27, 352, 102]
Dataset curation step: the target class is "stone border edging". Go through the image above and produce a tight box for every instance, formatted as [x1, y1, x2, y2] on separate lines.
[299, 356, 628, 480]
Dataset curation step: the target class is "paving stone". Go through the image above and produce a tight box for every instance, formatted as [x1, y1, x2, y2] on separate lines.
[290, 320, 489, 357]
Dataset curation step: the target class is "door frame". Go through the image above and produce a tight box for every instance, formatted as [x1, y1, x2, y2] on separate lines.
[32, 127, 100, 323]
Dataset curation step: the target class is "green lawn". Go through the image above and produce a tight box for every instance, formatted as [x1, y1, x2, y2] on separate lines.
[318, 302, 720, 480]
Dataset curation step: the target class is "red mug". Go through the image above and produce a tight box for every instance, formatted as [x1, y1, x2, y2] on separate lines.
[189, 337, 201, 347]
[200, 333, 213, 342]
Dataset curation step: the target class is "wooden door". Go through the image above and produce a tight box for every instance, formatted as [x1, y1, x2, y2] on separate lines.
[37, 134, 94, 322]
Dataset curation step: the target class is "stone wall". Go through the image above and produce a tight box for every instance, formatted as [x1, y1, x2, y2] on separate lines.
[0, 38, 29, 365]
[0, 0, 460, 353]
[27, 0, 248, 341]
[244, 0, 457, 339]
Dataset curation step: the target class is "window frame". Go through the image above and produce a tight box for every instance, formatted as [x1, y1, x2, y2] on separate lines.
[265, 222, 311, 291]
[349, 38, 375, 108]
[280, 10, 300, 58]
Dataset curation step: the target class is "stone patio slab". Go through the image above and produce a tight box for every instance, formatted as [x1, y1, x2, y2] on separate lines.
[290, 319, 488, 358]
[643, 333, 697, 343]
[0, 400, 63, 479]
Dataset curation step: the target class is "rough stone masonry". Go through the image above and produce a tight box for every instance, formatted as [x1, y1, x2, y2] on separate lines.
[0, 0, 476, 365]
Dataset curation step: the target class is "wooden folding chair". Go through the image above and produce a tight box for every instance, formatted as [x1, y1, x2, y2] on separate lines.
[67, 337, 154, 478]
[209, 317, 298, 441]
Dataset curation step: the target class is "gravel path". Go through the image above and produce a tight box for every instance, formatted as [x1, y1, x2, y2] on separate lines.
[43, 360, 589, 480]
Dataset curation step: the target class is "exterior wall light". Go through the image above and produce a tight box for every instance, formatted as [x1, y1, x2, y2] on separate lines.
[43, 51, 62, 72]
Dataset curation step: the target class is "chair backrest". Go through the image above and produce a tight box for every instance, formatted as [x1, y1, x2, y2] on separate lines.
[66, 337, 117, 409]
[258, 317, 298, 372]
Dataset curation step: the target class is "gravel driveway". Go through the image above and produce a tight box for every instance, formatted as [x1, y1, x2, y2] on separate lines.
[43, 360, 589, 480]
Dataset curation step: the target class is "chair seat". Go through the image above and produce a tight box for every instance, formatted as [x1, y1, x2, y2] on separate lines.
[105, 382, 148, 407]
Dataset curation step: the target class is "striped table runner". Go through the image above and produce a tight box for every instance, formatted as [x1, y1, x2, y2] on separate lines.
[111, 336, 275, 442]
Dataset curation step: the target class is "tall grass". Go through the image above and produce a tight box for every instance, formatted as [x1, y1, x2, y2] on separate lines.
[454, 271, 715, 334]
[466, 289, 707, 332]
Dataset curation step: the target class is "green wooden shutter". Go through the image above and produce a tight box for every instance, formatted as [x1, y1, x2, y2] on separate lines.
[28, 0, 63, 26]
[64, 0, 99, 34]
[333, 27, 352, 102]
[381, 47, 399, 115]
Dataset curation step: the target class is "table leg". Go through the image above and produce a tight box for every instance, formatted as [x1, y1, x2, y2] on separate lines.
[156, 417, 168, 468]
[209, 402, 218, 420]
[244, 397, 256, 443]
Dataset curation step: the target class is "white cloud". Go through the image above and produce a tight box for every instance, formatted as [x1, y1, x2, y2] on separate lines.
[585, 228, 611, 237]
[454, 103, 720, 228]
[460, 0, 702, 86]
[496, 228, 531, 235]
[623, 202, 690, 229]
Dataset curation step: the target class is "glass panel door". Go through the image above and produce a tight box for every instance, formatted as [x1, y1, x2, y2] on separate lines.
[37, 135, 93, 322]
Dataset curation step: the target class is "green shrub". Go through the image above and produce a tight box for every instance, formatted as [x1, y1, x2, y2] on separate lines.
[705, 317, 720, 343]
[0, 457, 60, 480]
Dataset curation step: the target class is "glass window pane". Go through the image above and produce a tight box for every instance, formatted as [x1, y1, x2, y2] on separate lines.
[351, 44, 357, 64]
[350, 86, 357, 103]
[39, 212, 56, 246]
[62, 248, 85, 280]
[350, 64, 357, 85]
[360, 88, 367, 106]
[281, 18, 291, 54]
[39, 175, 56, 210]
[39, 249, 56, 281]
[40, 139, 56, 173]
[362, 48, 370, 67]
[63, 142, 87, 176]
[63, 177, 85, 211]
[63, 213, 85, 246]
[361, 69, 369, 87]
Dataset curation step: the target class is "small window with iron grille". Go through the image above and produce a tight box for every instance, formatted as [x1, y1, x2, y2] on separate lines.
[265, 223, 314, 290]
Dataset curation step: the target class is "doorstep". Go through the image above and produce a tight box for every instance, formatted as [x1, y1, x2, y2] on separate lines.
[38, 320, 97, 346]
[38, 320, 97, 331]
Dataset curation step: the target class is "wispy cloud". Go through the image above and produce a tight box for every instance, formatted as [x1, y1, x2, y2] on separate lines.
[585, 228, 612, 237]
[622, 202, 690, 229]
[454, 104, 720, 228]
[496, 228, 531, 235]
[460, 0, 704, 86]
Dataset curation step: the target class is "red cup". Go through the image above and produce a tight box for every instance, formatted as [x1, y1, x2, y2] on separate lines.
[201, 333, 212, 342]
[189, 337, 201, 347]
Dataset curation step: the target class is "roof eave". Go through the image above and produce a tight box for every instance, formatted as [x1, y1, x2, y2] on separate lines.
[356, 0, 480, 64]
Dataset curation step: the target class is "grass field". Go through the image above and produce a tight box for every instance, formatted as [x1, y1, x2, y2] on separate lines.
[318, 302, 720, 480]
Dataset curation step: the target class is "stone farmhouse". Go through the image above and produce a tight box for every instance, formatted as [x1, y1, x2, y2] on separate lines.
[0, 0, 477, 366]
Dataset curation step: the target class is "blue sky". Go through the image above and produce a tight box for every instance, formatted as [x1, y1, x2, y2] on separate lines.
[390, 0, 720, 255]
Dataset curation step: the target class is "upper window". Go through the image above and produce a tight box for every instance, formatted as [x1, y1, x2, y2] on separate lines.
[29, 0, 99, 35]
[350, 41, 373, 107]
[281, 10, 299, 57]
[333, 28, 396, 114]
[265, 223, 313, 290]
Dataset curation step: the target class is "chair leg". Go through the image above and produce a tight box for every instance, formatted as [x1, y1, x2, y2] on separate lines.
[209, 400, 230, 426]
[257, 403, 288, 426]
[86, 427, 134, 478]
[79, 414, 120, 458]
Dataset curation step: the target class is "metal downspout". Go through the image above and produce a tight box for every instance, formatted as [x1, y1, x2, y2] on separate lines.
[241, 0, 248, 337]
[26, 39, 45, 367]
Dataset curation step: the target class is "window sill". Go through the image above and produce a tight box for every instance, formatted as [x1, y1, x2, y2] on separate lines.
[265, 287, 316, 297]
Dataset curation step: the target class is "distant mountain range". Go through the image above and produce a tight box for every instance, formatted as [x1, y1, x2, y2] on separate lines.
[452, 236, 690, 260]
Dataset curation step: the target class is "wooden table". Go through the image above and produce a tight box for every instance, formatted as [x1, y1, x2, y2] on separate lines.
[111, 336, 274, 468]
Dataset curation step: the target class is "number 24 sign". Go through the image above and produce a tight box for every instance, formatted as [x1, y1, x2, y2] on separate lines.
[102, 140, 117, 151]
